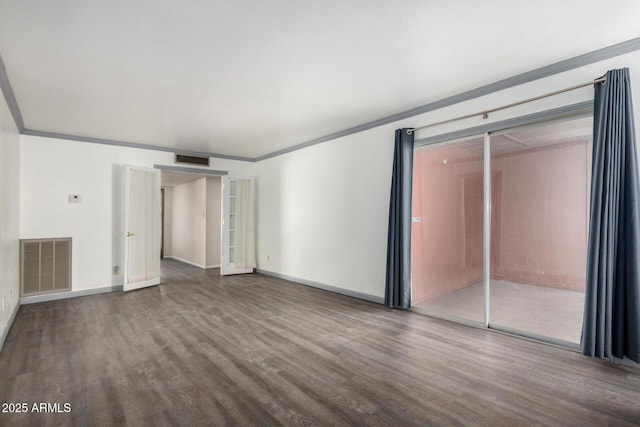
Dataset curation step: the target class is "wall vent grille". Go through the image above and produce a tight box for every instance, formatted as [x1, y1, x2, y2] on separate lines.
[20, 238, 71, 297]
[175, 154, 210, 166]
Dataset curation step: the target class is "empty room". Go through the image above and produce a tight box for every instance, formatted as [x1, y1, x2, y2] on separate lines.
[1, 1, 640, 425]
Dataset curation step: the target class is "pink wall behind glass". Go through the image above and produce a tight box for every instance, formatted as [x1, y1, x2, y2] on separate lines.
[411, 141, 590, 304]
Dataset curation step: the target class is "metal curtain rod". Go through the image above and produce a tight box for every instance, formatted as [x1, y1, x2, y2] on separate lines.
[407, 77, 606, 134]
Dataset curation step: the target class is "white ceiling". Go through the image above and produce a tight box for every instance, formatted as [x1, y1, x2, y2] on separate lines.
[1, 1, 639, 159]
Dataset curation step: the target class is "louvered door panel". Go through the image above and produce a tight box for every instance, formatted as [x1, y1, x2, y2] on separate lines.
[20, 238, 72, 297]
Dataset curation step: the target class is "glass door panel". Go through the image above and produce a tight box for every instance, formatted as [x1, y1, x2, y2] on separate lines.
[411, 137, 485, 324]
[488, 116, 592, 344]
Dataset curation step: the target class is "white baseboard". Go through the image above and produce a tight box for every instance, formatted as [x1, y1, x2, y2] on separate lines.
[20, 285, 123, 305]
[255, 269, 384, 304]
[165, 256, 219, 270]
[0, 300, 20, 353]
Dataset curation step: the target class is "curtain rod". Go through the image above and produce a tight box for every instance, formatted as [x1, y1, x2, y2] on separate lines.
[407, 77, 606, 134]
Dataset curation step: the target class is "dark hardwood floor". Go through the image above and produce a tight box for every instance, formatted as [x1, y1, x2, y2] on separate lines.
[1, 258, 640, 426]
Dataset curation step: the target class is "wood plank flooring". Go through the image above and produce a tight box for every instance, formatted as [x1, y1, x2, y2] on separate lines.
[1, 258, 639, 426]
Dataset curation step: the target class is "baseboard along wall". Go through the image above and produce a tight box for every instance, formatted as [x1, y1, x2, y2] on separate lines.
[255, 268, 384, 305]
[20, 285, 123, 305]
[0, 300, 20, 353]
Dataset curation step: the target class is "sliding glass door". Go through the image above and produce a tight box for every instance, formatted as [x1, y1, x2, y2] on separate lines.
[411, 136, 485, 324]
[488, 117, 591, 345]
[412, 115, 592, 346]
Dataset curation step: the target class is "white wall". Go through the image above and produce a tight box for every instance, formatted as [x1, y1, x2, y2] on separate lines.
[256, 50, 640, 300]
[170, 178, 207, 267]
[20, 135, 255, 291]
[0, 89, 20, 346]
[206, 176, 221, 268]
[256, 131, 394, 299]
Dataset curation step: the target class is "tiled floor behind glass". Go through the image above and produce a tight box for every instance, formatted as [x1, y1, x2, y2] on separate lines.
[413, 280, 585, 344]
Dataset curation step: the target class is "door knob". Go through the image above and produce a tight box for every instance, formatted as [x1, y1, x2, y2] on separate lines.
[126, 232, 135, 237]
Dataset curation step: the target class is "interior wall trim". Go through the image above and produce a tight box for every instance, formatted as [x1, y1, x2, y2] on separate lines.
[154, 164, 228, 176]
[256, 268, 384, 304]
[0, 53, 24, 131]
[414, 100, 593, 147]
[19, 285, 123, 305]
[0, 300, 20, 353]
[2, 37, 639, 162]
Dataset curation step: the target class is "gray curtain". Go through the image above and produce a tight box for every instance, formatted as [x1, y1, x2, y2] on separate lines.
[385, 128, 414, 309]
[582, 68, 640, 363]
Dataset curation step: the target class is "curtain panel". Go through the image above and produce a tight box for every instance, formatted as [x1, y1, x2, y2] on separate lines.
[582, 68, 640, 363]
[385, 128, 414, 309]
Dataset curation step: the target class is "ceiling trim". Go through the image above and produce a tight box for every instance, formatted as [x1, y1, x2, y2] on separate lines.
[20, 129, 254, 162]
[0, 53, 24, 131]
[2, 37, 639, 162]
[153, 164, 228, 176]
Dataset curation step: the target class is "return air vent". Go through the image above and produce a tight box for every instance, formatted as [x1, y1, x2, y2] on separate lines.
[20, 238, 71, 297]
[175, 153, 210, 166]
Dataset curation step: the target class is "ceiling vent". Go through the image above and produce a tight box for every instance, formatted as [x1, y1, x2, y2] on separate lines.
[174, 153, 210, 167]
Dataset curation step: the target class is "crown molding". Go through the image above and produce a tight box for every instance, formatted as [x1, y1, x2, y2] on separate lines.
[0, 53, 24, 131]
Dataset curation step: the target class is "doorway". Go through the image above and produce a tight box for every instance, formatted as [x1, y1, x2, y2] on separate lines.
[160, 171, 222, 270]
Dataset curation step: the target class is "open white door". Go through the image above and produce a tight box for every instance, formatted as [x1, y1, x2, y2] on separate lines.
[123, 166, 161, 291]
[221, 176, 256, 275]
